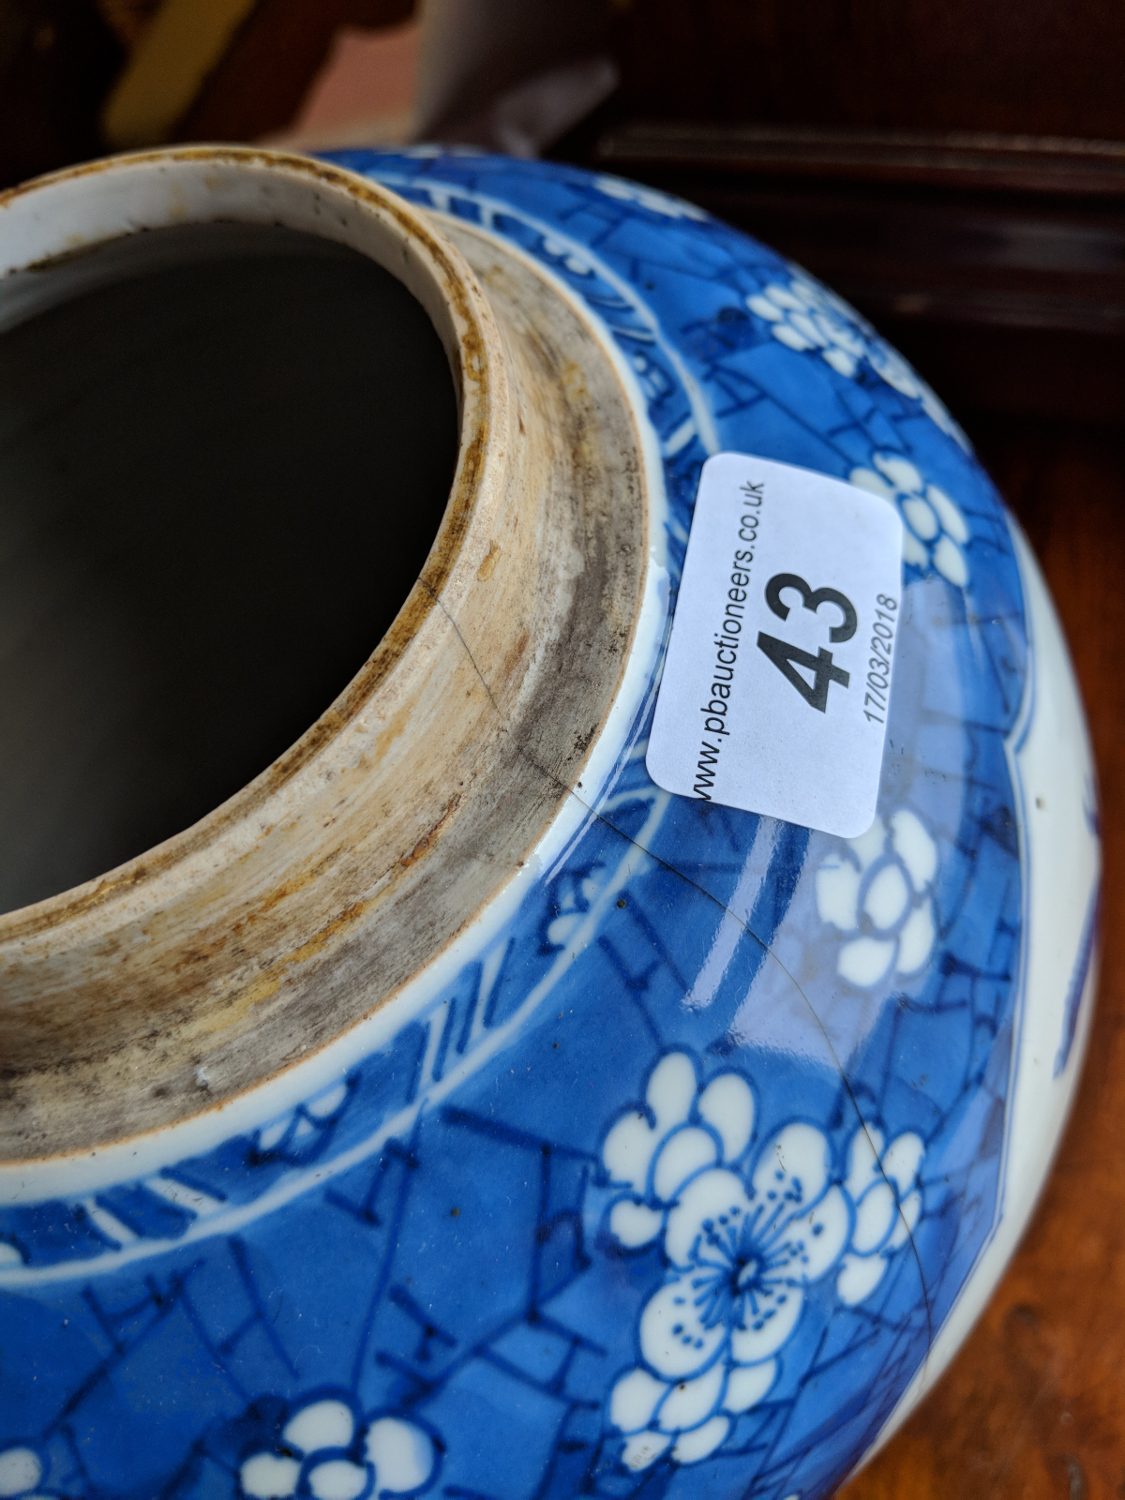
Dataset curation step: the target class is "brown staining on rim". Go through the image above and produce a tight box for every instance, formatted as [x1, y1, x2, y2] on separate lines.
[476, 541, 502, 582]
[0, 157, 649, 1159]
[0, 146, 495, 941]
[399, 796, 463, 869]
[230, 898, 373, 1016]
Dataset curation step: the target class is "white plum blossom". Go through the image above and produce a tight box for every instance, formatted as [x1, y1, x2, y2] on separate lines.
[747, 277, 868, 379]
[850, 453, 970, 587]
[239, 1399, 437, 1500]
[0, 1446, 47, 1500]
[836, 1128, 925, 1306]
[746, 275, 969, 448]
[816, 810, 939, 989]
[592, 174, 709, 221]
[602, 1054, 851, 1470]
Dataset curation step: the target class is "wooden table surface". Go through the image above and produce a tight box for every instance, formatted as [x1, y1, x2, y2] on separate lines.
[840, 414, 1125, 1500]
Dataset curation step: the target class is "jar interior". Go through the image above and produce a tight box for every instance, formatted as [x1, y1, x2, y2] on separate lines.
[0, 221, 459, 913]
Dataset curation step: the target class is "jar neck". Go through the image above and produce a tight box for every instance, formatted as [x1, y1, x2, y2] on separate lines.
[0, 151, 649, 1161]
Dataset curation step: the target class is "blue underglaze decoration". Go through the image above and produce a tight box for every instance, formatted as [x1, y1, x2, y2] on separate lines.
[0, 152, 1053, 1500]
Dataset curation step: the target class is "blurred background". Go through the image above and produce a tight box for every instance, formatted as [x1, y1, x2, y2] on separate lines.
[4, 2, 1125, 1495]
[3, 0, 1124, 427]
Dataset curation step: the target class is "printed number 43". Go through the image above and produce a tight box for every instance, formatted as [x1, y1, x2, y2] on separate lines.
[757, 573, 856, 713]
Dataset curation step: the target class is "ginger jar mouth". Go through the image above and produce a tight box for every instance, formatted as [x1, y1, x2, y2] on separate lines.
[0, 147, 650, 1159]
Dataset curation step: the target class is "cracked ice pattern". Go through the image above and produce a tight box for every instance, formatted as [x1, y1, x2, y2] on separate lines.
[0, 154, 1039, 1500]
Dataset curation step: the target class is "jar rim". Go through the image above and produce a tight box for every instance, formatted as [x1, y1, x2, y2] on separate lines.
[0, 145, 498, 936]
[0, 150, 649, 1163]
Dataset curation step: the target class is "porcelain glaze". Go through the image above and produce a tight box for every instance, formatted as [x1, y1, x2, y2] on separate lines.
[0, 148, 1100, 1500]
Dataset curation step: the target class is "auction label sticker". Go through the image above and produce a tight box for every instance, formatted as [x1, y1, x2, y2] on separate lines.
[647, 453, 904, 837]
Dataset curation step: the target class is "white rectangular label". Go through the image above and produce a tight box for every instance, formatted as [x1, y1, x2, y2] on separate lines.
[647, 452, 903, 837]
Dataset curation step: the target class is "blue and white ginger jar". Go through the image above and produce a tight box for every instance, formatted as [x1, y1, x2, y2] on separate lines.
[0, 144, 1100, 1500]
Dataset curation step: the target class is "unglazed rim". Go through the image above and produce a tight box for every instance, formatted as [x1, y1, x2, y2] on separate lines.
[0, 148, 650, 1159]
[0, 146, 496, 938]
